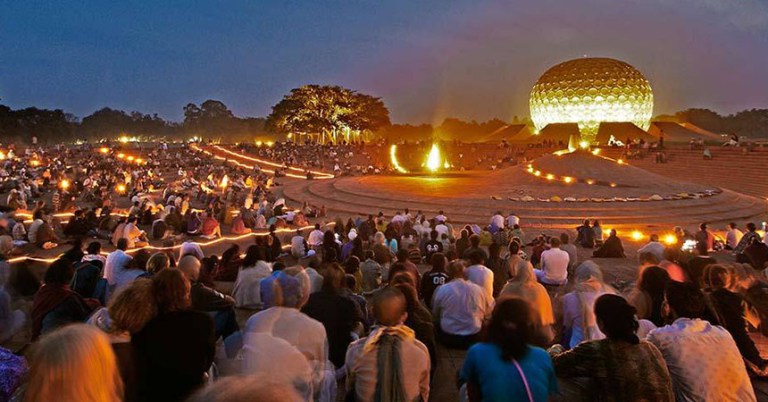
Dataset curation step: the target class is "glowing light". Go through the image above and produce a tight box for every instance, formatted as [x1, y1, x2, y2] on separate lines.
[586, 179, 596, 185]
[60, 179, 70, 190]
[546, 173, 555, 180]
[286, 133, 293, 139]
[389, 145, 409, 174]
[220, 175, 229, 190]
[255, 141, 263, 146]
[579, 141, 589, 149]
[0, 151, 5, 160]
[207, 145, 334, 179]
[126, 156, 135, 162]
[135, 158, 144, 164]
[99, 147, 109, 154]
[529, 57, 654, 142]
[265, 141, 274, 147]
[663, 234, 677, 245]
[117, 184, 127, 194]
[592, 148, 601, 155]
[617, 159, 624, 165]
[609, 182, 617, 188]
[631, 230, 644, 241]
[563, 176, 573, 183]
[534, 170, 541, 177]
[425, 143, 443, 173]
[119, 136, 129, 143]
[117, 153, 125, 159]
[30, 160, 41, 167]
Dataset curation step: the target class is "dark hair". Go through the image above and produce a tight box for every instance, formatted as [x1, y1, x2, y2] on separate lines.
[665, 281, 706, 319]
[152, 268, 191, 314]
[131, 249, 151, 271]
[468, 249, 485, 265]
[508, 241, 520, 255]
[372, 286, 406, 327]
[242, 245, 263, 268]
[220, 244, 241, 267]
[549, 237, 561, 248]
[273, 261, 286, 272]
[44, 258, 75, 285]
[116, 237, 128, 251]
[747, 222, 757, 232]
[86, 241, 101, 255]
[469, 234, 480, 248]
[396, 248, 409, 262]
[594, 294, 639, 344]
[430, 252, 447, 272]
[343, 274, 357, 290]
[559, 233, 569, 244]
[489, 242, 501, 258]
[485, 298, 532, 361]
[344, 256, 360, 275]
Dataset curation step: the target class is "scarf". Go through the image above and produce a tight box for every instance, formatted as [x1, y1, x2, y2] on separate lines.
[363, 325, 415, 402]
[30, 283, 74, 340]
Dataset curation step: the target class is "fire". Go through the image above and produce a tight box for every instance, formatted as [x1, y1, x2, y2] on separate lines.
[60, 179, 70, 190]
[117, 184, 127, 194]
[390, 145, 408, 174]
[425, 143, 443, 172]
[220, 175, 229, 190]
[663, 234, 677, 245]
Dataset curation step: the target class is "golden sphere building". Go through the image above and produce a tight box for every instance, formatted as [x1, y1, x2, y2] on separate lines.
[529, 57, 654, 141]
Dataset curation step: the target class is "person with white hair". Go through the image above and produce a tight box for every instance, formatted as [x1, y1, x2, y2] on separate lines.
[179, 240, 204, 261]
[244, 267, 336, 401]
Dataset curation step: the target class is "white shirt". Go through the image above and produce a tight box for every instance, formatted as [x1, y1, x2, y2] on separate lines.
[308, 230, 324, 247]
[637, 241, 666, 261]
[244, 306, 328, 366]
[103, 249, 133, 286]
[647, 318, 756, 402]
[490, 214, 505, 229]
[465, 264, 494, 299]
[434, 224, 449, 238]
[506, 215, 520, 227]
[540, 248, 569, 284]
[725, 229, 742, 248]
[432, 279, 493, 336]
[232, 262, 272, 309]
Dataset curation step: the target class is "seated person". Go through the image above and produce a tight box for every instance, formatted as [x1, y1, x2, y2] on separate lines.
[230, 214, 252, 235]
[178, 255, 239, 342]
[200, 213, 222, 239]
[592, 229, 626, 258]
[31, 258, 96, 340]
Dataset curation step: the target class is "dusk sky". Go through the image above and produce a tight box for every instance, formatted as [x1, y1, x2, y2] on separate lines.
[2, 0, 767, 124]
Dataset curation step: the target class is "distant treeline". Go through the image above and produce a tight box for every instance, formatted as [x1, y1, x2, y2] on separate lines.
[0, 99, 766, 145]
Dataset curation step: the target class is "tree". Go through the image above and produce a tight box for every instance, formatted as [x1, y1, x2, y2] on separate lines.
[266, 85, 391, 143]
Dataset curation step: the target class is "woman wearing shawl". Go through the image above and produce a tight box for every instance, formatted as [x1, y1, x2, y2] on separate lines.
[561, 261, 615, 349]
[499, 259, 555, 344]
[31, 258, 96, 340]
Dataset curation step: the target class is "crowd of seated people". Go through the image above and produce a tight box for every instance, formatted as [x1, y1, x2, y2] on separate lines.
[2, 200, 768, 402]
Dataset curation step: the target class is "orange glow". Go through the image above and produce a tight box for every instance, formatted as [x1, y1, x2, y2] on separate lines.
[99, 147, 109, 154]
[586, 179, 595, 185]
[617, 159, 624, 165]
[30, 160, 41, 167]
[220, 175, 229, 190]
[663, 234, 677, 245]
[0, 151, 5, 160]
[60, 179, 70, 190]
[563, 176, 573, 183]
[117, 153, 125, 159]
[546, 173, 555, 180]
[631, 230, 644, 241]
[117, 184, 127, 194]
[126, 156, 135, 162]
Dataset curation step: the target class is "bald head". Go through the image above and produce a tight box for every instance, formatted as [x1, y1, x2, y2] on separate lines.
[177, 255, 201, 281]
[372, 287, 407, 327]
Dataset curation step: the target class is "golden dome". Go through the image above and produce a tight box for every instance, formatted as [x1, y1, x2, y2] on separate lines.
[529, 57, 653, 141]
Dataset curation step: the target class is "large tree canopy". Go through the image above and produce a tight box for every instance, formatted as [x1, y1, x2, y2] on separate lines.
[266, 85, 390, 142]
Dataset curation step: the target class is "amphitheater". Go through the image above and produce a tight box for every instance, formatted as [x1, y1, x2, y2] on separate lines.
[211, 139, 768, 233]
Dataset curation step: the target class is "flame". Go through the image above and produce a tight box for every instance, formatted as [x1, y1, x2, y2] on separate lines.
[99, 147, 109, 154]
[60, 179, 70, 190]
[117, 184, 127, 193]
[425, 143, 443, 173]
[220, 175, 229, 190]
[390, 145, 408, 174]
